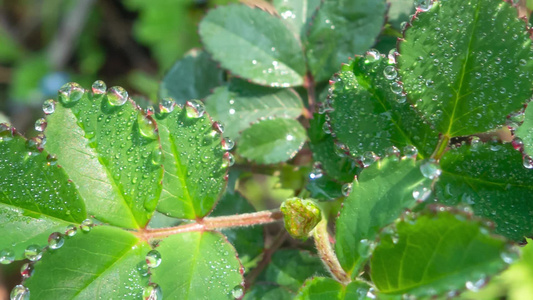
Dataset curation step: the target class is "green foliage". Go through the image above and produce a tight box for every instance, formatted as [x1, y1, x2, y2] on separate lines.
[2, 0, 533, 299]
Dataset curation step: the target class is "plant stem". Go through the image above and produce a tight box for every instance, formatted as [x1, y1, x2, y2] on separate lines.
[313, 219, 351, 285]
[136, 210, 283, 240]
[304, 72, 317, 116]
[431, 134, 451, 161]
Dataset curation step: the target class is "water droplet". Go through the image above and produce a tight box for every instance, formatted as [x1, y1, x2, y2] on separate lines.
[357, 239, 376, 258]
[80, 219, 93, 232]
[361, 151, 378, 167]
[425, 79, 434, 88]
[396, 95, 407, 103]
[10, 284, 29, 300]
[500, 249, 518, 264]
[523, 156, 533, 169]
[137, 115, 157, 140]
[221, 138, 235, 151]
[33, 118, 47, 132]
[415, 0, 433, 12]
[91, 80, 107, 95]
[151, 148, 162, 165]
[402, 145, 418, 159]
[185, 100, 205, 118]
[342, 183, 353, 197]
[231, 285, 244, 299]
[412, 183, 431, 202]
[212, 122, 224, 135]
[365, 49, 380, 63]
[465, 278, 487, 292]
[137, 261, 150, 276]
[159, 98, 175, 113]
[20, 263, 34, 279]
[143, 283, 162, 300]
[385, 146, 401, 157]
[309, 162, 323, 180]
[322, 122, 332, 134]
[0, 249, 15, 264]
[383, 66, 397, 80]
[223, 152, 235, 167]
[58, 82, 85, 105]
[65, 224, 77, 237]
[24, 245, 42, 262]
[42, 99, 56, 114]
[519, 59, 527, 66]
[391, 82, 403, 95]
[48, 232, 65, 249]
[334, 141, 349, 157]
[420, 159, 441, 179]
[106, 86, 128, 106]
[145, 250, 162, 268]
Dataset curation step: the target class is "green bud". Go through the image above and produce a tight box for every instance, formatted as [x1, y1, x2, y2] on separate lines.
[280, 198, 322, 241]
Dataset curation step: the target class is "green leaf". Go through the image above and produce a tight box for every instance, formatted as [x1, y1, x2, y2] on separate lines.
[295, 277, 370, 300]
[160, 49, 225, 105]
[210, 191, 264, 268]
[238, 118, 306, 164]
[10, 55, 50, 104]
[435, 143, 533, 241]
[305, 0, 387, 82]
[26, 226, 150, 299]
[151, 231, 244, 299]
[44, 83, 163, 229]
[398, 0, 533, 137]
[371, 210, 508, 297]
[388, 0, 415, 30]
[306, 175, 344, 201]
[0, 131, 86, 259]
[272, 0, 321, 38]
[205, 79, 304, 140]
[199, 4, 306, 87]
[244, 285, 293, 300]
[516, 104, 533, 157]
[335, 156, 432, 277]
[155, 104, 227, 219]
[328, 55, 438, 159]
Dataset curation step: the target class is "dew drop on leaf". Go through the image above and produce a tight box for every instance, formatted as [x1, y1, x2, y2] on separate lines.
[159, 97, 176, 113]
[24, 245, 42, 262]
[80, 219, 93, 232]
[58, 82, 85, 105]
[42, 99, 55, 114]
[0, 249, 14, 264]
[142, 283, 162, 300]
[137, 115, 157, 140]
[465, 277, 487, 292]
[185, 99, 206, 119]
[221, 137, 235, 151]
[361, 151, 378, 167]
[309, 162, 323, 180]
[34, 118, 47, 132]
[523, 156, 533, 169]
[145, 250, 162, 268]
[151, 148, 162, 165]
[48, 232, 65, 249]
[365, 49, 380, 64]
[402, 145, 418, 159]
[231, 285, 244, 299]
[20, 263, 34, 279]
[342, 183, 353, 197]
[106, 86, 129, 106]
[91, 80, 107, 95]
[412, 183, 431, 202]
[65, 224, 77, 237]
[357, 239, 376, 259]
[385, 146, 401, 158]
[419, 159, 441, 179]
[383, 66, 398, 80]
[223, 152, 235, 167]
[212, 122, 224, 135]
[10, 284, 29, 300]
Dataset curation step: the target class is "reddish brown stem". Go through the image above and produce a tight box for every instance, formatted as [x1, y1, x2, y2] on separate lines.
[304, 72, 317, 117]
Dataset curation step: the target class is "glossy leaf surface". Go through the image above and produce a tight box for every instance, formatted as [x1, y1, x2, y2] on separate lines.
[436, 143, 533, 241]
[398, 0, 533, 136]
[159, 49, 225, 105]
[200, 4, 306, 87]
[328, 55, 438, 159]
[205, 80, 303, 140]
[151, 231, 244, 299]
[26, 226, 150, 299]
[516, 104, 533, 157]
[305, 0, 387, 82]
[371, 211, 508, 297]
[335, 156, 431, 277]
[272, 0, 321, 38]
[45, 85, 163, 229]
[295, 277, 370, 300]
[155, 106, 227, 219]
[238, 118, 306, 164]
[0, 132, 86, 258]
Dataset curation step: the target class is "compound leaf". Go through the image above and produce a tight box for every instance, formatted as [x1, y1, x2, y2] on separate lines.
[26, 226, 150, 299]
[0, 130, 86, 259]
[371, 210, 508, 297]
[200, 4, 306, 87]
[335, 156, 432, 277]
[295, 277, 370, 300]
[398, 0, 533, 137]
[155, 105, 227, 219]
[205, 80, 304, 141]
[436, 143, 533, 241]
[238, 118, 306, 164]
[151, 231, 244, 299]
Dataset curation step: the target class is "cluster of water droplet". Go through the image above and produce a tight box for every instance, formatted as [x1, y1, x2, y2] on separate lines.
[137, 249, 163, 300]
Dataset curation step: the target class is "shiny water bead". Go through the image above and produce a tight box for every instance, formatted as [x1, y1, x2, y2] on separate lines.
[402, 145, 418, 159]
[390, 82, 403, 95]
[185, 99, 206, 118]
[0, 124, 14, 141]
[342, 183, 353, 197]
[412, 183, 431, 202]
[151, 148, 162, 165]
[523, 156, 533, 169]
[0, 249, 14, 264]
[20, 263, 34, 279]
[137, 261, 150, 277]
[80, 219, 93, 232]
[322, 122, 332, 134]
[58, 82, 85, 105]
[137, 115, 157, 140]
[465, 278, 487, 292]
[48, 232, 65, 249]
[223, 152, 235, 167]
[383, 66, 398, 80]
[420, 159, 441, 179]
[357, 239, 376, 258]
[91, 80, 107, 95]
[42, 99, 56, 114]
[145, 250, 162, 268]
[24, 245, 42, 262]
[231, 285, 244, 299]
[365, 49, 380, 63]
[221, 137, 235, 151]
[10, 284, 30, 300]
[159, 97, 175, 113]
[106, 86, 129, 106]
[361, 151, 378, 167]
[65, 224, 78, 237]
[309, 162, 323, 180]
[415, 0, 433, 11]
[396, 94, 407, 104]
[142, 283, 162, 300]
[34, 118, 47, 132]
[385, 146, 401, 157]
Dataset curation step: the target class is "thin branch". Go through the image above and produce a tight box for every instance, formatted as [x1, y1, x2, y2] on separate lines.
[304, 72, 317, 117]
[313, 219, 351, 285]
